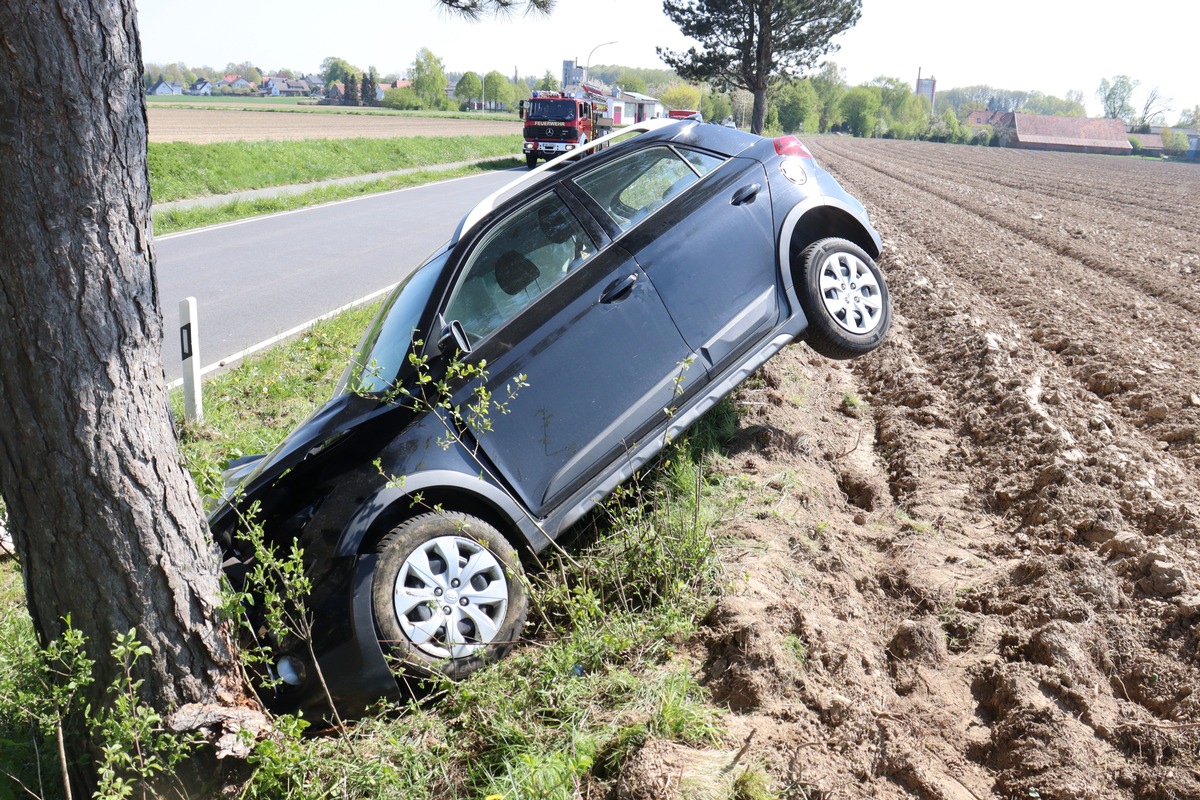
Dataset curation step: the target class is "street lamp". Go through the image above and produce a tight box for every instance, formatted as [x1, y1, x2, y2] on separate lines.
[584, 40, 616, 86]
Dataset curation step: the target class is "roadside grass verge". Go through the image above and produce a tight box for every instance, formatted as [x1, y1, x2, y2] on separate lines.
[152, 158, 523, 235]
[1, 297, 763, 797]
[148, 97, 515, 122]
[149, 135, 521, 202]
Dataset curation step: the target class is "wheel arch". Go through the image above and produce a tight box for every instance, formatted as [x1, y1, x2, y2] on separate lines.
[336, 470, 550, 559]
[779, 199, 882, 291]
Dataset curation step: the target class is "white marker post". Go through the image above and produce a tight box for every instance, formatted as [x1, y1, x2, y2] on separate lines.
[179, 297, 203, 423]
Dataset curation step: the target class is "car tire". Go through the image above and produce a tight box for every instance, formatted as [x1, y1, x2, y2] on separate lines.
[796, 237, 891, 360]
[372, 512, 527, 680]
[526, 153, 538, 170]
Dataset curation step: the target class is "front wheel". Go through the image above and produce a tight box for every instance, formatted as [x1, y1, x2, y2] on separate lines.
[796, 237, 891, 360]
[372, 512, 527, 680]
[526, 153, 538, 170]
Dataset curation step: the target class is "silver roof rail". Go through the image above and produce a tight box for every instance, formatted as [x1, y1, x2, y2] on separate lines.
[451, 118, 682, 243]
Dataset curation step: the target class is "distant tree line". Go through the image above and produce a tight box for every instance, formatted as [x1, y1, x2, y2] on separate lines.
[145, 55, 1198, 151]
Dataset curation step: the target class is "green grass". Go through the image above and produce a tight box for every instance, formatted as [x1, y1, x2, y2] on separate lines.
[171, 303, 381, 501]
[3, 300, 748, 799]
[148, 135, 521, 202]
[147, 96, 516, 122]
[152, 158, 523, 235]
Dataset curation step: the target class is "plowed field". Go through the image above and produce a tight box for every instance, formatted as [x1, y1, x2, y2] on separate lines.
[647, 140, 1200, 798]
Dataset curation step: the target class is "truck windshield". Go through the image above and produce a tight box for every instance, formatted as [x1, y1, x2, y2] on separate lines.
[526, 99, 577, 121]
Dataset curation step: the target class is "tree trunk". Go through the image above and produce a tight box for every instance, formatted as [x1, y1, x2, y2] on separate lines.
[751, 88, 769, 135]
[749, 0, 772, 135]
[0, 1, 255, 792]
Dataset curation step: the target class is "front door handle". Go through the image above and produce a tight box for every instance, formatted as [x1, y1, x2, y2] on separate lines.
[600, 273, 638, 303]
[730, 182, 762, 206]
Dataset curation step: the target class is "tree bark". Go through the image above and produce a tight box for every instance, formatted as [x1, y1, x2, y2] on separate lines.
[0, 1, 253, 791]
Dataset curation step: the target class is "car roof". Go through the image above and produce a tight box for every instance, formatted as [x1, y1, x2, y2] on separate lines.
[451, 119, 759, 244]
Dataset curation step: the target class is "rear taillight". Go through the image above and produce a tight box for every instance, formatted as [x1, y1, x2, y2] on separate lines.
[773, 136, 813, 159]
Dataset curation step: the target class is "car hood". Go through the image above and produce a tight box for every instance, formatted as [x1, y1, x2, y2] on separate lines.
[207, 392, 403, 530]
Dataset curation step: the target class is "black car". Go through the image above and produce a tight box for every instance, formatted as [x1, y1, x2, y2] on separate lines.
[209, 118, 890, 716]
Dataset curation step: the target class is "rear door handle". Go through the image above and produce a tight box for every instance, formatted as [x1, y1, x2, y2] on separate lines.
[600, 273, 638, 303]
[731, 182, 761, 206]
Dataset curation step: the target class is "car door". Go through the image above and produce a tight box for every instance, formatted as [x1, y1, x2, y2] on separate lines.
[573, 146, 780, 377]
[440, 188, 693, 516]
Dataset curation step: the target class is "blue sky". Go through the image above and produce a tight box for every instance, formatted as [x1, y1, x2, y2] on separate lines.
[136, 0, 1197, 119]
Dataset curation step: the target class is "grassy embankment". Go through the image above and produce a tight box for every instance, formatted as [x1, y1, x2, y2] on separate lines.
[150, 135, 523, 234]
[0, 301, 774, 799]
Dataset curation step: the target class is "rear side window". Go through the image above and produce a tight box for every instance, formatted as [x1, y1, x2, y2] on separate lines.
[575, 145, 724, 232]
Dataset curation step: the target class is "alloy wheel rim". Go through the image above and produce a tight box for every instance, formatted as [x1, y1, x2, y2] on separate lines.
[393, 535, 509, 660]
[818, 251, 884, 334]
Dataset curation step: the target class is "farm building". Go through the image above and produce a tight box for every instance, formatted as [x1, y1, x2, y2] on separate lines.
[148, 78, 182, 96]
[994, 113, 1132, 155]
[965, 110, 1013, 128]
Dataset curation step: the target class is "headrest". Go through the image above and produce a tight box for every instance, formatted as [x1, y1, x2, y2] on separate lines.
[538, 203, 574, 244]
[495, 250, 539, 296]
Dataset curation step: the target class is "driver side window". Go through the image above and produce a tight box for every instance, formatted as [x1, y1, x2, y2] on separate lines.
[444, 192, 595, 345]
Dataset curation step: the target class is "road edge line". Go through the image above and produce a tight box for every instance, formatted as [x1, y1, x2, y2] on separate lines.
[166, 282, 398, 389]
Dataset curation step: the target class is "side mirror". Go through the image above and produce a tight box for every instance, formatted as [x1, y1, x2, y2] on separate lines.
[517, 99, 525, 120]
[437, 318, 472, 357]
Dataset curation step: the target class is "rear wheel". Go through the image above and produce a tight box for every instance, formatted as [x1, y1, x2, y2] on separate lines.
[372, 512, 527, 679]
[796, 237, 891, 360]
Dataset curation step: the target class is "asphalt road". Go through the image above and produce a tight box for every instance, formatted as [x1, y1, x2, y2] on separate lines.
[155, 169, 523, 382]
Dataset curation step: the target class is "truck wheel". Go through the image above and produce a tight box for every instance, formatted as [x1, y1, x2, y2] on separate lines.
[373, 512, 527, 680]
[796, 237, 891, 360]
[526, 154, 538, 170]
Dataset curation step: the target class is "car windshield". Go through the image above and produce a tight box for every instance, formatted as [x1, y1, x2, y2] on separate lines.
[338, 258, 442, 396]
[526, 99, 576, 121]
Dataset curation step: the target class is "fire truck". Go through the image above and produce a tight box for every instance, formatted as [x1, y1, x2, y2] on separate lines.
[518, 87, 614, 169]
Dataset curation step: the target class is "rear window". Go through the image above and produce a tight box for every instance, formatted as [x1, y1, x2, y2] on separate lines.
[574, 145, 724, 232]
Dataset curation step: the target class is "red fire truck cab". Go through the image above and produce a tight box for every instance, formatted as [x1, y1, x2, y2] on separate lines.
[518, 90, 614, 169]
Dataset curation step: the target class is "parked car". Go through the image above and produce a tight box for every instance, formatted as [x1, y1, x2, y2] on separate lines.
[209, 118, 890, 716]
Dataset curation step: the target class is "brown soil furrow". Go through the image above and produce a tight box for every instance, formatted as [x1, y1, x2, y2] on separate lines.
[674, 137, 1199, 798]
[810, 140, 1200, 473]
[813, 140, 1200, 313]
[817, 138, 1198, 215]
[852, 143, 1200, 239]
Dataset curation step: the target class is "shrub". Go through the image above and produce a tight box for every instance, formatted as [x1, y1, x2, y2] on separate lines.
[381, 87, 424, 110]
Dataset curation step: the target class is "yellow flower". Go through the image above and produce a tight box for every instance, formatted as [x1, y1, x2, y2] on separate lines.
[484, 795, 504, 800]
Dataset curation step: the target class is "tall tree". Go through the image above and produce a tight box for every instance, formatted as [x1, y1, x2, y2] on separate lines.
[0, 0, 552, 795]
[456, 71, 483, 108]
[659, 0, 861, 134]
[1134, 86, 1172, 130]
[0, 2, 259, 793]
[320, 55, 361, 87]
[361, 72, 373, 106]
[484, 69, 513, 108]
[810, 61, 847, 132]
[773, 78, 819, 132]
[839, 85, 880, 136]
[411, 48, 449, 110]
[343, 72, 360, 105]
[1097, 75, 1138, 121]
[538, 70, 559, 91]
